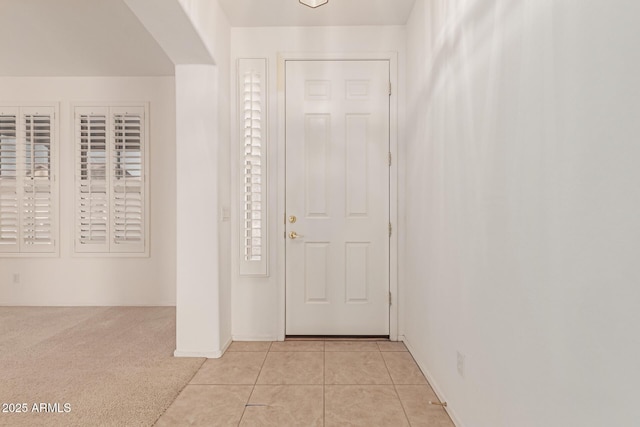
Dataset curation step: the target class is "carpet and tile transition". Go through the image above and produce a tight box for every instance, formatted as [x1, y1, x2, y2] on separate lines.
[0, 307, 204, 427]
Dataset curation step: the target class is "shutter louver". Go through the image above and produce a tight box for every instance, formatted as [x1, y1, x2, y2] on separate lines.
[0, 107, 56, 254]
[112, 109, 144, 252]
[238, 59, 268, 276]
[74, 105, 147, 254]
[76, 110, 109, 252]
[0, 113, 18, 251]
[21, 112, 54, 250]
[243, 70, 262, 261]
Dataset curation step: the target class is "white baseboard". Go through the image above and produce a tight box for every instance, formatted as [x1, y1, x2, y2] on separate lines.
[221, 336, 233, 354]
[401, 336, 465, 427]
[231, 335, 279, 342]
[0, 303, 176, 307]
[173, 336, 233, 359]
[174, 349, 223, 359]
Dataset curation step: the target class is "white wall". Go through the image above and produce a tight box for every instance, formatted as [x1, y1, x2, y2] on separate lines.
[0, 76, 176, 306]
[172, 0, 233, 356]
[230, 26, 406, 340]
[404, 1, 640, 426]
[174, 65, 224, 357]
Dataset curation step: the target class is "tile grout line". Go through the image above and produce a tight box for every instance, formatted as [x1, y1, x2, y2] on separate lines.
[237, 342, 272, 426]
[380, 348, 413, 426]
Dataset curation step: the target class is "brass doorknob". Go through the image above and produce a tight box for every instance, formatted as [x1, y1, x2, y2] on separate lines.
[289, 231, 299, 239]
[288, 215, 297, 223]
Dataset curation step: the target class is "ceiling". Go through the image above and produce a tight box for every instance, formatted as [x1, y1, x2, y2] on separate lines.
[0, 0, 417, 77]
[0, 0, 174, 76]
[217, 0, 417, 27]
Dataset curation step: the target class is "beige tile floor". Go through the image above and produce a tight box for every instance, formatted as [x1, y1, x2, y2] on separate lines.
[156, 340, 454, 426]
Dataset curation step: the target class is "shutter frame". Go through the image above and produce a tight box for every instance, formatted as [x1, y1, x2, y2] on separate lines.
[20, 107, 56, 253]
[74, 104, 148, 255]
[0, 108, 19, 252]
[238, 59, 268, 276]
[110, 106, 146, 254]
[75, 106, 110, 253]
[0, 106, 57, 255]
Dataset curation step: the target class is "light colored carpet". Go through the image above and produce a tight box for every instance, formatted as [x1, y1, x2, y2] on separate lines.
[0, 307, 205, 427]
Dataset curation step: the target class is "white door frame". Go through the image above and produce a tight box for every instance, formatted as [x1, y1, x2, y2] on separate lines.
[276, 51, 399, 340]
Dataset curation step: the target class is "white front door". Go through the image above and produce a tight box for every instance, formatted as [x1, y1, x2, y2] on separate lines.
[285, 60, 390, 336]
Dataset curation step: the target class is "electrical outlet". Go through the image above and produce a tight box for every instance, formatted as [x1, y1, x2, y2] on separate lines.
[13, 273, 20, 284]
[457, 351, 465, 378]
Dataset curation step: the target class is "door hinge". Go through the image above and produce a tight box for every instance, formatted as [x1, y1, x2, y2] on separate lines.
[388, 222, 392, 237]
[389, 82, 392, 96]
[389, 291, 392, 306]
[388, 152, 392, 167]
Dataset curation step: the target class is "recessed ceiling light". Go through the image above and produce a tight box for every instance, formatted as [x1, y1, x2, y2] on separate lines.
[299, 0, 329, 8]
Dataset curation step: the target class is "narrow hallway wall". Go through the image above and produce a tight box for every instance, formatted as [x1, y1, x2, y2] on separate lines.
[404, 1, 640, 425]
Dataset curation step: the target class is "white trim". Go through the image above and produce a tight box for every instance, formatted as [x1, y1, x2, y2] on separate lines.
[174, 336, 233, 359]
[221, 336, 233, 354]
[0, 303, 176, 307]
[402, 336, 463, 427]
[174, 349, 223, 359]
[237, 58, 269, 277]
[276, 51, 399, 340]
[388, 53, 399, 342]
[71, 102, 150, 257]
[232, 334, 279, 342]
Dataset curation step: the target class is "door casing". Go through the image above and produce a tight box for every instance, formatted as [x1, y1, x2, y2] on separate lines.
[276, 52, 399, 340]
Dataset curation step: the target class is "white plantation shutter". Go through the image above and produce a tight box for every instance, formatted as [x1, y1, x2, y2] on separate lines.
[21, 109, 55, 251]
[76, 108, 109, 252]
[238, 59, 268, 276]
[111, 107, 145, 253]
[74, 105, 147, 254]
[0, 110, 18, 251]
[0, 106, 56, 254]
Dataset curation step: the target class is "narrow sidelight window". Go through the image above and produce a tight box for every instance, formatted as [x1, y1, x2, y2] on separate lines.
[238, 59, 268, 276]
